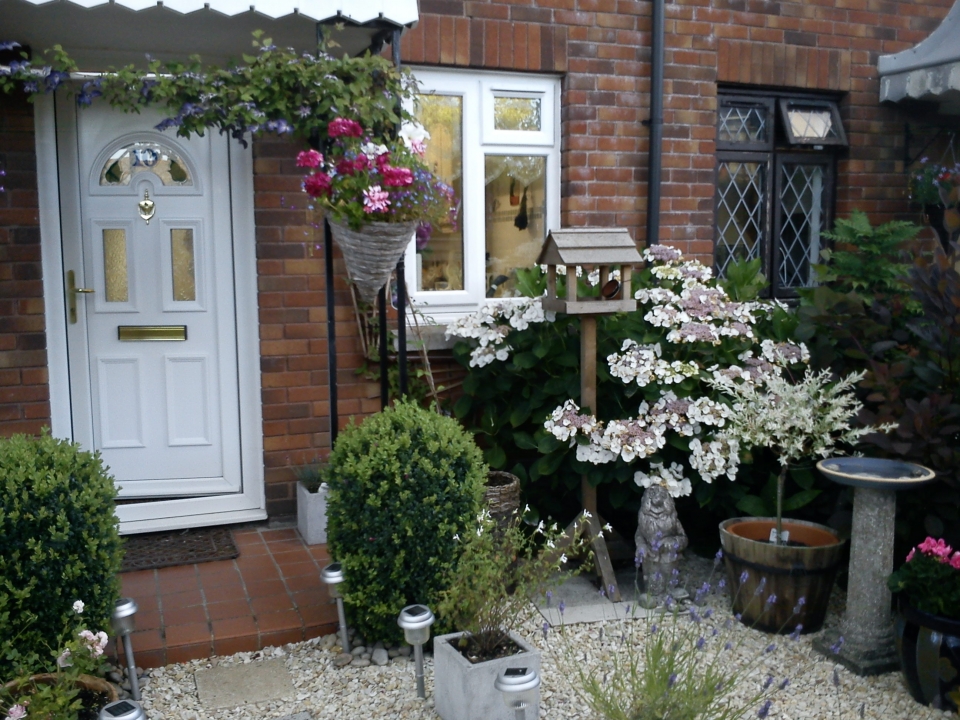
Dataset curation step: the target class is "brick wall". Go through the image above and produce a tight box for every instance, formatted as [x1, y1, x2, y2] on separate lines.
[403, 0, 954, 258]
[0, 93, 49, 436]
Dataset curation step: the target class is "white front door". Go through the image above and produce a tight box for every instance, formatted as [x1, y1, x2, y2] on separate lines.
[50, 97, 265, 532]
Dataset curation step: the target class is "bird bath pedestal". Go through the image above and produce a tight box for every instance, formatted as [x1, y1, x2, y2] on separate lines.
[813, 457, 935, 676]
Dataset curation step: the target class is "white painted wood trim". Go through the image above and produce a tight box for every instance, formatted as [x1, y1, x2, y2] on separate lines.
[229, 134, 267, 520]
[34, 95, 72, 438]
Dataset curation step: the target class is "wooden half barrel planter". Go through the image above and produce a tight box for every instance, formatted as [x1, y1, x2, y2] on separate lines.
[719, 518, 846, 634]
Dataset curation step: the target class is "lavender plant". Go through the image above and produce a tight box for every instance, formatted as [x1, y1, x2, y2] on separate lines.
[548, 561, 846, 720]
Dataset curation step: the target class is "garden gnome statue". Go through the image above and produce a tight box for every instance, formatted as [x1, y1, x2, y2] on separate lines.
[635, 485, 688, 607]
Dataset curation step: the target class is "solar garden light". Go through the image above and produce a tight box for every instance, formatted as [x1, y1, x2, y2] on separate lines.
[98, 699, 147, 720]
[397, 604, 434, 699]
[111, 598, 140, 701]
[321, 562, 350, 653]
[495, 667, 541, 720]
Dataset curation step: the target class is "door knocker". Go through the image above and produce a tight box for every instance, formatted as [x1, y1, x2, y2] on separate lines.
[138, 189, 155, 225]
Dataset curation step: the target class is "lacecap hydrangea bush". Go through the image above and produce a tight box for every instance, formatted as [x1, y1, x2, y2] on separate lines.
[325, 400, 486, 644]
[445, 246, 810, 520]
[0, 432, 123, 678]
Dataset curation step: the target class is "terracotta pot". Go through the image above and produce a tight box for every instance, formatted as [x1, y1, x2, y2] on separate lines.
[895, 596, 960, 712]
[719, 517, 845, 634]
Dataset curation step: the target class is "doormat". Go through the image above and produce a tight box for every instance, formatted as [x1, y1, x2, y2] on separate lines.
[121, 527, 239, 572]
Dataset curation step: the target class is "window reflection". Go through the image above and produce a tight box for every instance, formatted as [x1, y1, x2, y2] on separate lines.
[484, 155, 546, 297]
[494, 96, 541, 132]
[100, 142, 192, 187]
[414, 94, 464, 292]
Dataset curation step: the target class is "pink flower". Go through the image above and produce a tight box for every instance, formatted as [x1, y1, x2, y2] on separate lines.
[951, 551, 960, 570]
[336, 156, 369, 176]
[6, 704, 27, 720]
[328, 118, 364, 138]
[79, 629, 108, 657]
[363, 185, 390, 213]
[296, 149, 323, 168]
[57, 649, 73, 668]
[303, 172, 333, 198]
[410, 139, 426, 157]
[906, 548, 916, 562]
[381, 165, 413, 187]
[918, 537, 954, 561]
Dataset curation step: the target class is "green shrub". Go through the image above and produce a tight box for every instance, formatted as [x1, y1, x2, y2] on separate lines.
[0, 432, 123, 678]
[326, 401, 486, 644]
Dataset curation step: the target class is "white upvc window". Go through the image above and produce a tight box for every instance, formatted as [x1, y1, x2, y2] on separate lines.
[405, 68, 561, 321]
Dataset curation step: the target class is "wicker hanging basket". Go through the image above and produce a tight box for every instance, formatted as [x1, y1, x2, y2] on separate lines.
[484, 470, 521, 518]
[328, 218, 418, 304]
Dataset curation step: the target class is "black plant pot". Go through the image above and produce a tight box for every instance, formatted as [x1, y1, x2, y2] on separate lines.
[895, 595, 960, 712]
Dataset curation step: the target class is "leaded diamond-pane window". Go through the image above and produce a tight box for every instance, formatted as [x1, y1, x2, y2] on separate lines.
[716, 161, 766, 277]
[717, 97, 773, 152]
[714, 91, 843, 299]
[777, 163, 827, 290]
[779, 99, 847, 147]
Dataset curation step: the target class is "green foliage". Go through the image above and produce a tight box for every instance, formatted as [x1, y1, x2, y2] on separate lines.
[293, 458, 326, 494]
[1, 33, 412, 148]
[797, 218, 960, 549]
[815, 211, 919, 304]
[0, 432, 122, 680]
[437, 511, 588, 659]
[888, 539, 960, 620]
[325, 401, 485, 644]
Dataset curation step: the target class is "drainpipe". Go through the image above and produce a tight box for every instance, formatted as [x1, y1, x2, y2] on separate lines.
[645, 0, 665, 246]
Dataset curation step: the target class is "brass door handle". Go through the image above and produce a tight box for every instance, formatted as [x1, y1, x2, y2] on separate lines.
[67, 270, 95, 324]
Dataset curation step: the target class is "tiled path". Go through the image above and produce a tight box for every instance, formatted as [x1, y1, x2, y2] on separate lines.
[117, 527, 338, 668]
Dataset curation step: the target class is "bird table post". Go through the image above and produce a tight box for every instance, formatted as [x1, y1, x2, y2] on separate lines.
[537, 228, 643, 603]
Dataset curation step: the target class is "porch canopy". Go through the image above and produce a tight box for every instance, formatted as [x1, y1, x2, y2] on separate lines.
[878, 0, 960, 114]
[0, 0, 418, 69]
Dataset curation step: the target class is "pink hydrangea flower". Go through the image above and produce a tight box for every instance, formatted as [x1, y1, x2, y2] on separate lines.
[328, 118, 364, 138]
[363, 185, 390, 213]
[6, 704, 27, 720]
[295, 149, 323, 168]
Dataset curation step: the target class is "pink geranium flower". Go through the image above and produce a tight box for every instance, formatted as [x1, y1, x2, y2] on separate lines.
[296, 149, 323, 168]
[328, 118, 364, 138]
[951, 551, 960, 570]
[918, 536, 954, 561]
[381, 165, 413, 187]
[303, 172, 333, 198]
[363, 185, 390, 213]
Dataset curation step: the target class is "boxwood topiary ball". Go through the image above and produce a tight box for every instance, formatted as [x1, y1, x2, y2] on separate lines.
[0, 432, 123, 676]
[325, 400, 486, 645]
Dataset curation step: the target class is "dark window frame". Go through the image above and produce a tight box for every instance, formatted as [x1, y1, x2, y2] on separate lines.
[714, 89, 844, 299]
[778, 98, 848, 147]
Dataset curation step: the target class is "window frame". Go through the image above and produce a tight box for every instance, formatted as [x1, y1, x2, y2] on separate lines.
[405, 68, 561, 322]
[714, 89, 843, 300]
[778, 98, 848, 147]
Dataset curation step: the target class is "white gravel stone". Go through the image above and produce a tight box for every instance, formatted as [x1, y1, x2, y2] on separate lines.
[137, 555, 954, 720]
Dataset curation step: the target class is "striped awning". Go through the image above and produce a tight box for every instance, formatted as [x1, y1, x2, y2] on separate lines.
[1, 0, 419, 68]
[878, 0, 960, 114]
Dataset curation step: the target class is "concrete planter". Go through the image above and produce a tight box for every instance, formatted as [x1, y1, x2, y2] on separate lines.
[296, 481, 328, 545]
[433, 631, 540, 720]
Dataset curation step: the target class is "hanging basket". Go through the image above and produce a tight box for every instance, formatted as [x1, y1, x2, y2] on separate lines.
[328, 218, 418, 304]
[485, 470, 521, 518]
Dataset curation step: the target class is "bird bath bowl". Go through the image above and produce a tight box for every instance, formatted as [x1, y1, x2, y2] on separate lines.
[816, 457, 935, 490]
[813, 457, 935, 675]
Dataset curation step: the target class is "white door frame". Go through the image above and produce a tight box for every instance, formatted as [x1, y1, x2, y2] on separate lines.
[35, 94, 266, 534]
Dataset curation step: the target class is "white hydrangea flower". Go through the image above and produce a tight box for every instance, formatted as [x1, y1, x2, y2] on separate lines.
[634, 462, 693, 498]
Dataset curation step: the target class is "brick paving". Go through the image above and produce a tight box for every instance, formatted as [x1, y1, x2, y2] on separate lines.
[116, 527, 338, 668]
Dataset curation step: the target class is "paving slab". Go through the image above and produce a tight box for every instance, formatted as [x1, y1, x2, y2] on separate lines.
[537, 566, 652, 625]
[194, 658, 294, 710]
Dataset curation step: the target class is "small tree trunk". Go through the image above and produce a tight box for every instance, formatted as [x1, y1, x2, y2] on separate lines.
[775, 464, 789, 545]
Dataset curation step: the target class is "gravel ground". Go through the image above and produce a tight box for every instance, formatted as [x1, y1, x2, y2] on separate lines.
[140, 555, 953, 720]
